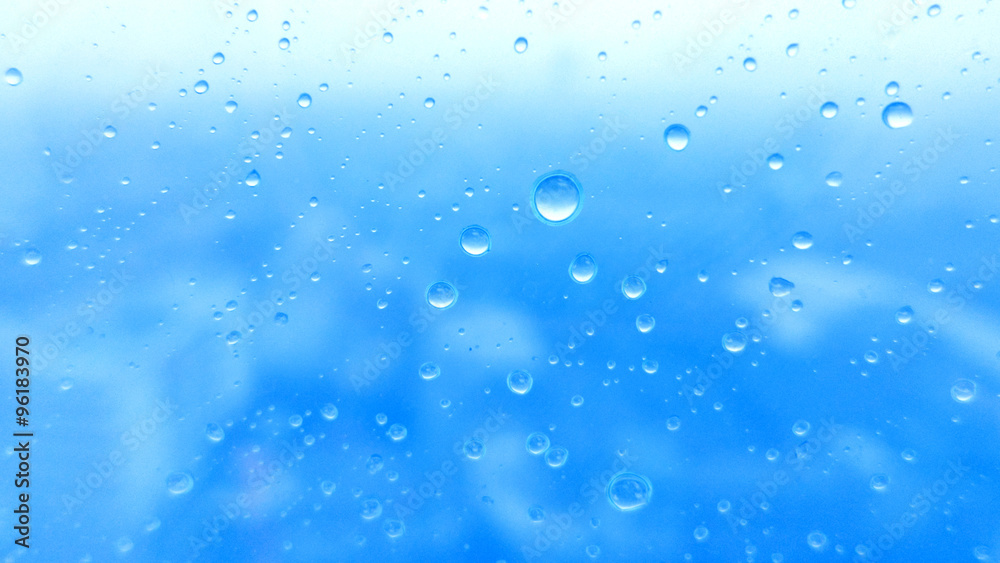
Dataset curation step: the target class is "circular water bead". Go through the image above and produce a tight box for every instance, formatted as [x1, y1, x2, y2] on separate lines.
[569, 252, 598, 283]
[387, 423, 407, 441]
[463, 438, 485, 459]
[419, 362, 441, 380]
[528, 505, 546, 522]
[526, 432, 551, 455]
[361, 498, 382, 519]
[636, 314, 655, 333]
[820, 102, 838, 118]
[663, 124, 690, 151]
[792, 419, 811, 436]
[194, 80, 209, 94]
[870, 473, 889, 491]
[694, 526, 710, 542]
[166, 472, 194, 494]
[825, 171, 843, 187]
[893, 306, 914, 325]
[426, 281, 457, 309]
[321, 404, 338, 420]
[885, 81, 900, 96]
[424, 97, 435, 108]
[807, 531, 827, 549]
[666, 416, 681, 431]
[459, 225, 491, 256]
[297, 93, 312, 108]
[769, 277, 795, 297]
[212, 52, 225, 64]
[655, 260, 668, 273]
[927, 279, 944, 293]
[882, 102, 913, 129]
[383, 519, 405, 538]
[722, 332, 747, 353]
[514, 37, 528, 53]
[621, 275, 647, 299]
[767, 153, 784, 170]
[571, 395, 584, 407]
[743, 57, 757, 71]
[792, 231, 813, 249]
[545, 447, 569, 468]
[607, 473, 653, 511]
[507, 369, 533, 394]
[530, 170, 583, 225]
[23, 249, 41, 265]
[951, 379, 976, 403]
[206, 423, 225, 441]
[6, 68, 24, 85]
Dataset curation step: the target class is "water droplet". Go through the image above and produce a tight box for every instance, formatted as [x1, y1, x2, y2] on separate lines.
[927, 4, 941, 16]
[767, 153, 784, 170]
[927, 278, 944, 293]
[288, 414, 303, 427]
[807, 531, 827, 549]
[194, 80, 209, 94]
[655, 260, 668, 273]
[426, 281, 458, 309]
[571, 395, 584, 407]
[246, 9, 258, 21]
[544, 446, 569, 468]
[895, 306, 913, 324]
[245, 170, 260, 186]
[383, 32, 393, 43]
[384, 519, 405, 538]
[951, 379, 976, 403]
[226, 331, 241, 344]
[722, 332, 748, 353]
[212, 52, 225, 64]
[621, 275, 647, 300]
[419, 362, 441, 380]
[882, 102, 913, 129]
[103, 126, 117, 138]
[769, 277, 795, 297]
[225, 100, 238, 113]
[607, 473, 653, 511]
[166, 472, 194, 494]
[528, 505, 546, 522]
[514, 37, 528, 53]
[531, 171, 583, 225]
[206, 423, 225, 441]
[569, 253, 598, 284]
[297, 93, 312, 108]
[786, 43, 799, 57]
[460, 225, 491, 256]
[825, 171, 843, 187]
[694, 526, 710, 542]
[743, 57, 757, 71]
[526, 432, 550, 455]
[387, 423, 407, 441]
[424, 97, 435, 108]
[663, 124, 690, 151]
[792, 231, 814, 249]
[321, 403, 339, 420]
[5, 68, 23, 86]
[885, 81, 900, 96]
[870, 474, 889, 491]
[820, 102, 838, 118]
[666, 416, 681, 431]
[361, 498, 383, 519]
[598, 51, 607, 61]
[23, 248, 41, 266]
[274, 312, 288, 325]
[636, 314, 655, 333]
[792, 420, 811, 436]
[463, 438, 485, 459]
[507, 369, 533, 395]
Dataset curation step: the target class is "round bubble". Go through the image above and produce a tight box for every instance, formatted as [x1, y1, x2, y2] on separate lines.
[526, 432, 550, 454]
[544, 446, 569, 468]
[426, 281, 458, 309]
[663, 124, 690, 151]
[607, 473, 653, 511]
[419, 362, 441, 380]
[621, 275, 647, 300]
[460, 225, 491, 256]
[882, 102, 913, 128]
[531, 171, 583, 225]
[507, 369, 533, 394]
[166, 472, 194, 494]
[569, 253, 598, 283]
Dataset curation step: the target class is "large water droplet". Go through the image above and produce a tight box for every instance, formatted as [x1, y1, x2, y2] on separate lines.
[792, 231, 814, 249]
[621, 275, 647, 300]
[951, 379, 976, 403]
[166, 472, 194, 494]
[297, 93, 312, 108]
[245, 170, 260, 186]
[426, 281, 458, 309]
[882, 102, 913, 129]
[526, 432, 550, 454]
[206, 423, 225, 441]
[635, 314, 655, 333]
[514, 37, 528, 53]
[820, 102, 838, 118]
[5, 68, 23, 86]
[544, 446, 568, 468]
[743, 57, 757, 71]
[769, 277, 795, 297]
[212, 52, 225, 64]
[663, 124, 690, 151]
[607, 473, 653, 511]
[419, 362, 441, 380]
[507, 369, 533, 394]
[895, 306, 913, 324]
[194, 80, 209, 94]
[460, 225, 491, 256]
[531, 171, 583, 225]
[23, 248, 42, 266]
[246, 9, 258, 21]
[569, 253, 597, 284]
[722, 332, 748, 353]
